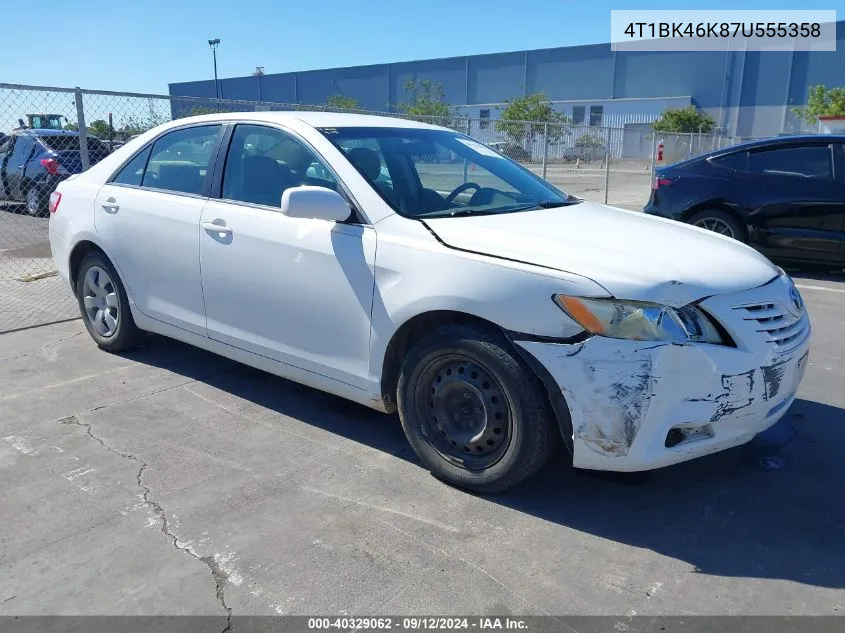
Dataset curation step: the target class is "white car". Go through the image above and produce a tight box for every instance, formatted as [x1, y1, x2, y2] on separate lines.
[49, 112, 811, 492]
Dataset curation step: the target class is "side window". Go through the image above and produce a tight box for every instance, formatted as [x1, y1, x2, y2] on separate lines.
[112, 146, 152, 186]
[572, 106, 586, 126]
[141, 125, 221, 195]
[747, 145, 832, 179]
[711, 151, 748, 171]
[8, 137, 33, 167]
[222, 124, 337, 208]
[589, 105, 603, 127]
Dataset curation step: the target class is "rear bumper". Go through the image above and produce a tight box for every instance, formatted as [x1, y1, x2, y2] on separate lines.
[516, 328, 810, 472]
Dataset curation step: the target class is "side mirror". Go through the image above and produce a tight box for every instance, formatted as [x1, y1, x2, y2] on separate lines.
[280, 186, 351, 222]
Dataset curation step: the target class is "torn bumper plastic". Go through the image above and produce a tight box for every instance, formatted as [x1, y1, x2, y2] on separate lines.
[516, 329, 811, 471]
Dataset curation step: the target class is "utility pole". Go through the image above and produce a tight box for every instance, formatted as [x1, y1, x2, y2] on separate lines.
[208, 39, 221, 106]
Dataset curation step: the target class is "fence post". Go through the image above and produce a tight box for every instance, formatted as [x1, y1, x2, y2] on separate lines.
[603, 127, 611, 205]
[649, 131, 656, 176]
[688, 133, 693, 160]
[75, 87, 89, 171]
[542, 122, 548, 179]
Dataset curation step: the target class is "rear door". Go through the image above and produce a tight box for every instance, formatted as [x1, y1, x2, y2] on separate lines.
[741, 142, 845, 262]
[5, 135, 36, 199]
[93, 123, 224, 335]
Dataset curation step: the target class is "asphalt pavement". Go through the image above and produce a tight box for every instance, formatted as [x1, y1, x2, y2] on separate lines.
[1, 272, 843, 618]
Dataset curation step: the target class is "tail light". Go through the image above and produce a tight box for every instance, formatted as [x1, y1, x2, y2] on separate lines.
[40, 158, 60, 175]
[651, 176, 674, 191]
[49, 191, 62, 214]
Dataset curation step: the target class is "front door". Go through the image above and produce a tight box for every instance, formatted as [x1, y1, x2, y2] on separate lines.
[199, 123, 377, 389]
[743, 142, 845, 262]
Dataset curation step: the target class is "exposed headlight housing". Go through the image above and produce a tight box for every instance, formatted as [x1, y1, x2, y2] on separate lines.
[553, 295, 725, 345]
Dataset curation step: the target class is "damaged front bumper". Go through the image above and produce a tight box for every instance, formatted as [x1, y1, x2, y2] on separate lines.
[516, 322, 811, 472]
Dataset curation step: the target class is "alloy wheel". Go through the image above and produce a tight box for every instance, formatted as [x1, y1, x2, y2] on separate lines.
[693, 217, 735, 238]
[26, 189, 40, 216]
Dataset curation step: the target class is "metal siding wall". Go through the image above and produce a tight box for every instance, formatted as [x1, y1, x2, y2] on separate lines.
[526, 45, 614, 100]
[218, 76, 259, 101]
[295, 65, 389, 110]
[467, 52, 525, 104]
[169, 80, 219, 99]
[168, 20, 845, 138]
[254, 74, 297, 104]
[389, 58, 467, 110]
[613, 50, 729, 106]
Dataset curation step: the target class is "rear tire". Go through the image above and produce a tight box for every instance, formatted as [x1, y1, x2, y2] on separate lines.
[397, 322, 557, 494]
[76, 251, 145, 352]
[686, 209, 746, 242]
[25, 186, 47, 217]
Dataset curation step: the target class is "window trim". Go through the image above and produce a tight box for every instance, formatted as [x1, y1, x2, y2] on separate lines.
[106, 122, 226, 199]
[211, 121, 371, 226]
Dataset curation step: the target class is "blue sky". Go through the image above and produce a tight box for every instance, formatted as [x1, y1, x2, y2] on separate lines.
[4, 0, 838, 94]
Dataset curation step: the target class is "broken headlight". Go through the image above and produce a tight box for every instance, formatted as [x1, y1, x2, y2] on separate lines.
[553, 295, 725, 344]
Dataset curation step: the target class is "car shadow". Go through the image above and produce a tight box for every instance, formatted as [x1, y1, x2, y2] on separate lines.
[124, 335, 845, 590]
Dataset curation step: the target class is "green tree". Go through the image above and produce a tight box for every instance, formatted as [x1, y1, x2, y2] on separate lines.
[652, 106, 715, 133]
[64, 122, 78, 131]
[87, 119, 112, 139]
[397, 79, 453, 127]
[792, 84, 845, 125]
[495, 92, 570, 144]
[327, 94, 359, 110]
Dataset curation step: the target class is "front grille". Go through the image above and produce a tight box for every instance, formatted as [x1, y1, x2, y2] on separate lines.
[734, 301, 807, 349]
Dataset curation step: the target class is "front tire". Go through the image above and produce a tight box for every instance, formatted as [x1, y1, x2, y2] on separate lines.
[76, 251, 145, 352]
[397, 323, 557, 493]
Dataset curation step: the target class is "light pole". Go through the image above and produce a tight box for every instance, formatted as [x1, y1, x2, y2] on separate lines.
[208, 39, 221, 105]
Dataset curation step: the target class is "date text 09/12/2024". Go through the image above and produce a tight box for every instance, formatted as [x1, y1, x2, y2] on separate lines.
[307, 617, 528, 630]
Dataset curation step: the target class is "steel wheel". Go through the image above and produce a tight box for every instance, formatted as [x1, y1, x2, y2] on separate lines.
[693, 216, 736, 238]
[414, 354, 513, 471]
[81, 265, 120, 338]
[26, 188, 41, 216]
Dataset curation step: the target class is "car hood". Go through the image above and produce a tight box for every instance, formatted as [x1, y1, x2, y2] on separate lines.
[423, 202, 779, 307]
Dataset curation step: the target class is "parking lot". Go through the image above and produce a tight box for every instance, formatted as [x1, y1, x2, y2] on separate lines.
[1, 268, 843, 617]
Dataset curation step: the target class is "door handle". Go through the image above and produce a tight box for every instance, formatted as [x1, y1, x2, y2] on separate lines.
[203, 221, 232, 235]
[101, 199, 119, 213]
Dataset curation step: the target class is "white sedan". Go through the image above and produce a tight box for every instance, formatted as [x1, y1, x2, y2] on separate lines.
[49, 112, 811, 492]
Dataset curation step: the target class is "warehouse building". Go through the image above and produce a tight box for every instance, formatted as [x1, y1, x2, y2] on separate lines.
[170, 20, 845, 141]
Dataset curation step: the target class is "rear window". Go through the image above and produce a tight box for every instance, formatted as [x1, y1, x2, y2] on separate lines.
[38, 135, 107, 153]
[747, 145, 832, 179]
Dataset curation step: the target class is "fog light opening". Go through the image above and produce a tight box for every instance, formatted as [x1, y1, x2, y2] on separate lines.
[665, 424, 715, 448]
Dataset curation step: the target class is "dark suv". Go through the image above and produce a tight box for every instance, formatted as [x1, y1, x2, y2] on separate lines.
[644, 135, 845, 266]
[0, 130, 111, 216]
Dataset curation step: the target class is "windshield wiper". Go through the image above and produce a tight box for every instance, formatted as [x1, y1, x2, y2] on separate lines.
[536, 198, 581, 208]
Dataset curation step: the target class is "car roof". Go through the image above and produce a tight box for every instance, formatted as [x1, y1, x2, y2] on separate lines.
[14, 129, 79, 137]
[159, 110, 449, 131]
[662, 134, 845, 170]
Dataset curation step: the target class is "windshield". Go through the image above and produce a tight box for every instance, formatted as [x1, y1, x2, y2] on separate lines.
[318, 127, 576, 218]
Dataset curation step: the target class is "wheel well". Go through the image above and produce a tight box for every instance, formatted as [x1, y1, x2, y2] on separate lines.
[378, 310, 573, 453]
[380, 311, 490, 413]
[68, 241, 104, 292]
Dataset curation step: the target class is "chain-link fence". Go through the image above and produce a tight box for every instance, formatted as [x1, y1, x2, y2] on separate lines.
[0, 82, 784, 332]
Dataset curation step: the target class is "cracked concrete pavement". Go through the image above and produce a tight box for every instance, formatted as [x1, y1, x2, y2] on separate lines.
[1, 273, 844, 617]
